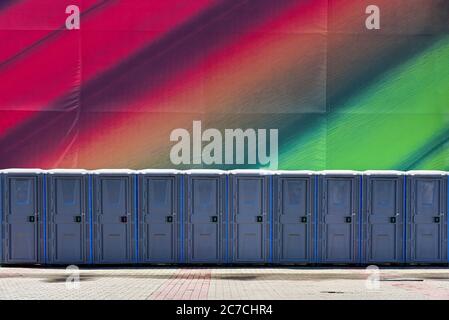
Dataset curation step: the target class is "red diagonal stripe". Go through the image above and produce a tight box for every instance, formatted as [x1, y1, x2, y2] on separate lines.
[81, 0, 213, 82]
[0, 0, 100, 64]
[0, 0, 213, 136]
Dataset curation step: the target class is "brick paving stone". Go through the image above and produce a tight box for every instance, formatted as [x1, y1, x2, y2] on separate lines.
[1, 267, 449, 300]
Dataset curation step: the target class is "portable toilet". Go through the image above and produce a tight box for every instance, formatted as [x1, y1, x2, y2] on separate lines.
[406, 170, 447, 264]
[318, 170, 362, 264]
[92, 169, 136, 264]
[229, 170, 273, 264]
[184, 169, 227, 264]
[46, 169, 90, 265]
[363, 170, 405, 264]
[274, 170, 316, 264]
[1, 169, 44, 265]
[138, 169, 180, 264]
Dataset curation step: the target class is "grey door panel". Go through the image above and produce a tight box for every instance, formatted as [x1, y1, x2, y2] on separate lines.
[142, 176, 176, 263]
[48, 176, 87, 264]
[187, 177, 221, 263]
[277, 177, 312, 262]
[365, 177, 403, 263]
[233, 177, 267, 263]
[408, 177, 446, 263]
[325, 224, 352, 261]
[95, 176, 132, 263]
[319, 176, 359, 263]
[4, 176, 39, 263]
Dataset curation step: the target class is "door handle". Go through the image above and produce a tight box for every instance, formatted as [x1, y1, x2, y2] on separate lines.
[28, 216, 35, 223]
[120, 216, 128, 223]
[433, 216, 440, 223]
[166, 216, 173, 223]
[390, 217, 396, 224]
[345, 216, 352, 223]
[74, 216, 82, 223]
[256, 216, 263, 222]
[211, 216, 218, 223]
[301, 216, 307, 223]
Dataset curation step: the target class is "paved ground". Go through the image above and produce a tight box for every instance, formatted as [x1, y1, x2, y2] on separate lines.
[1, 266, 449, 300]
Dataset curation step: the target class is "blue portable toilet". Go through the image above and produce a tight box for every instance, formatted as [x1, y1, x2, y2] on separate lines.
[229, 169, 273, 264]
[92, 169, 136, 264]
[46, 169, 90, 265]
[274, 170, 316, 264]
[1, 169, 44, 265]
[406, 170, 447, 264]
[363, 170, 405, 264]
[138, 169, 180, 264]
[0, 171, 2, 265]
[184, 169, 227, 264]
[318, 170, 362, 264]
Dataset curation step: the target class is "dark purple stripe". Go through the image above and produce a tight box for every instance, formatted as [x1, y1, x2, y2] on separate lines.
[0, 0, 114, 69]
[77, 0, 299, 111]
[0, 0, 21, 11]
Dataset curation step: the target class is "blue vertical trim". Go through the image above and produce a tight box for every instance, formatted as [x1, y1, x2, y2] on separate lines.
[225, 175, 229, 263]
[88, 175, 93, 264]
[403, 175, 407, 262]
[43, 175, 47, 264]
[269, 176, 273, 263]
[0, 175, 3, 263]
[314, 175, 318, 263]
[358, 176, 363, 264]
[180, 175, 184, 263]
[134, 175, 138, 263]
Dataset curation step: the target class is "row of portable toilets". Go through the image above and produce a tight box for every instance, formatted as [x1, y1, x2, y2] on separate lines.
[0, 169, 447, 266]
